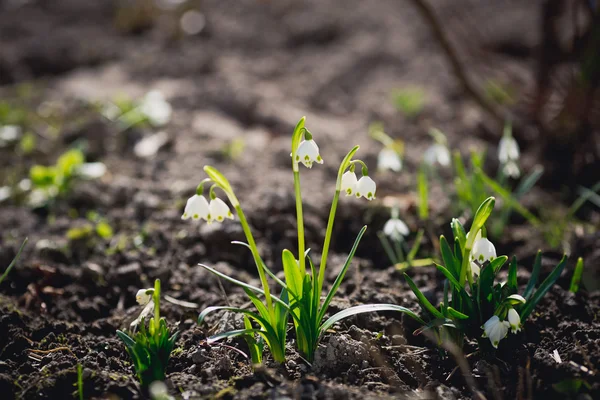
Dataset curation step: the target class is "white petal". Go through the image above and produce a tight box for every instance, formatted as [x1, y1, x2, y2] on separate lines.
[507, 294, 526, 304]
[340, 171, 358, 196]
[141, 91, 172, 127]
[423, 144, 450, 167]
[470, 261, 481, 277]
[383, 218, 409, 239]
[483, 315, 509, 348]
[355, 176, 376, 200]
[209, 198, 234, 222]
[377, 148, 402, 172]
[471, 238, 496, 264]
[182, 195, 210, 221]
[508, 308, 521, 333]
[503, 160, 520, 178]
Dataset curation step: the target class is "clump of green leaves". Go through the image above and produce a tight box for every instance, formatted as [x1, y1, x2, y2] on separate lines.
[405, 197, 572, 351]
[192, 117, 421, 363]
[29, 149, 85, 206]
[117, 279, 179, 386]
[392, 87, 426, 118]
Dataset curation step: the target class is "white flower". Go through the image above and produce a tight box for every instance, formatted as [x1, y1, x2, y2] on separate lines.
[295, 139, 323, 168]
[377, 148, 402, 172]
[355, 175, 376, 200]
[507, 308, 521, 333]
[482, 315, 510, 348]
[423, 143, 450, 167]
[507, 294, 526, 304]
[502, 160, 520, 178]
[136, 288, 153, 305]
[470, 237, 497, 277]
[340, 171, 358, 196]
[383, 218, 409, 241]
[182, 194, 210, 221]
[208, 198, 234, 223]
[140, 90, 172, 127]
[0, 125, 21, 143]
[498, 136, 519, 164]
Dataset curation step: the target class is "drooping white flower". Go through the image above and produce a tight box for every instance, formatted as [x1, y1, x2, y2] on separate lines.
[423, 143, 450, 167]
[498, 136, 520, 164]
[377, 148, 402, 172]
[182, 194, 210, 221]
[136, 288, 154, 305]
[502, 160, 520, 178]
[383, 218, 409, 241]
[340, 171, 358, 196]
[482, 315, 510, 348]
[0, 125, 22, 143]
[507, 308, 521, 333]
[140, 90, 172, 127]
[355, 175, 376, 200]
[295, 139, 323, 168]
[469, 237, 497, 277]
[507, 294, 526, 304]
[208, 197, 234, 223]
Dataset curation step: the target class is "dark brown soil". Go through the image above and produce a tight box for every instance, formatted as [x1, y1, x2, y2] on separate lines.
[1, 1, 599, 399]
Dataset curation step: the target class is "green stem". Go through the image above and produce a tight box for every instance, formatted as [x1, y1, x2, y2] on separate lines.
[234, 205, 274, 315]
[293, 171, 306, 276]
[318, 190, 340, 296]
[154, 279, 161, 323]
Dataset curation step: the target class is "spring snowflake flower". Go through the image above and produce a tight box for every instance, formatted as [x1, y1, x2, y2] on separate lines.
[355, 175, 376, 200]
[208, 197, 234, 222]
[0, 125, 21, 143]
[507, 308, 521, 333]
[470, 236, 497, 277]
[140, 90, 172, 127]
[423, 143, 450, 167]
[377, 148, 402, 172]
[182, 194, 210, 221]
[502, 160, 520, 178]
[383, 217, 409, 241]
[498, 135, 520, 164]
[482, 315, 510, 348]
[295, 139, 323, 168]
[341, 171, 358, 196]
[136, 288, 153, 305]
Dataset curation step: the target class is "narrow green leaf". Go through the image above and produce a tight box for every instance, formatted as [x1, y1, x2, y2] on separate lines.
[490, 255, 509, 273]
[451, 219, 466, 250]
[466, 197, 495, 248]
[231, 241, 288, 289]
[434, 263, 461, 289]
[520, 255, 568, 321]
[116, 330, 136, 349]
[507, 256, 518, 291]
[447, 307, 469, 320]
[417, 165, 429, 220]
[403, 273, 444, 319]
[282, 249, 303, 299]
[0, 237, 28, 285]
[318, 226, 367, 323]
[320, 304, 425, 334]
[407, 229, 425, 262]
[440, 235, 458, 279]
[523, 250, 542, 300]
[569, 257, 584, 294]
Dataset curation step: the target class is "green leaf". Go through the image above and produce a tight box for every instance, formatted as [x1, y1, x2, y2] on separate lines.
[451, 218, 466, 250]
[231, 241, 288, 289]
[318, 226, 367, 323]
[320, 304, 425, 334]
[489, 256, 509, 273]
[403, 273, 444, 319]
[0, 237, 28, 285]
[447, 307, 469, 320]
[203, 166, 234, 195]
[466, 197, 495, 249]
[520, 255, 568, 321]
[569, 257, 584, 293]
[282, 249, 303, 299]
[434, 263, 461, 289]
[116, 330, 136, 349]
[523, 251, 542, 300]
[507, 256, 518, 291]
[417, 165, 429, 220]
[440, 236, 458, 279]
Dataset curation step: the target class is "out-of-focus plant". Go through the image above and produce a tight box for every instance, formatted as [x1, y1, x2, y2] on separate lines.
[0, 238, 28, 285]
[188, 117, 422, 363]
[391, 87, 426, 118]
[101, 91, 172, 131]
[117, 279, 179, 387]
[378, 205, 433, 271]
[404, 197, 574, 351]
[369, 123, 403, 173]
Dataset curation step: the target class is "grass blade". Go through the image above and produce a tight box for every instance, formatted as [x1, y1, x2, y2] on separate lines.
[404, 273, 444, 319]
[0, 237, 28, 285]
[523, 250, 542, 300]
[320, 304, 425, 334]
[520, 255, 568, 320]
[569, 257, 584, 293]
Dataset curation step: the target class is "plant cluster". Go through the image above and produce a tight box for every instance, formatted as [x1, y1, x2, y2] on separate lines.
[184, 117, 421, 363]
[117, 279, 179, 387]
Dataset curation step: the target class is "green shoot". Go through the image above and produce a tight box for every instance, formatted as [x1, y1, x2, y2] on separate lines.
[0, 237, 28, 285]
[569, 257, 584, 293]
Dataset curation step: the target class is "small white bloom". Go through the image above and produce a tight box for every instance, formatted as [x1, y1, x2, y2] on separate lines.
[377, 148, 402, 172]
[295, 139, 323, 168]
[383, 218, 409, 241]
[0, 125, 22, 143]
[423, 143, 450, 167]
[76, 162, 107, 179]
[482, 315, 510, 348]
[182, 194, 210, 221]
[551, 349, 562, 364]
[340, 171, 358, 196]
[470, 237, 497, 277]
[498, 136, 520, 164]
[507, 294, 526, 304]
[140, 90, 172, 127]
[208, 197, 234, 223]
[355, 175, 376, 200]
[507, 308, 521, 333]
[502, 160, 520, 178]
[136, 288, 154, 305]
